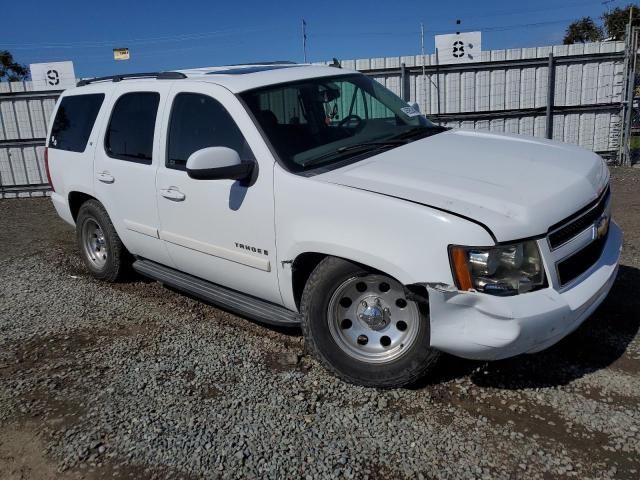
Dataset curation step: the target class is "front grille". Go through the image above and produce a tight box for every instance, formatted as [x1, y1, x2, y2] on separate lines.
[548, 187, 609, 250]
[557, 231, 608, 286]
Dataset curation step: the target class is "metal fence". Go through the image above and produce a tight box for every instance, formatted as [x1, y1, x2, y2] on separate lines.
[0, 40, 634, 197]
[0, 83, 60, 198]
[621, 26, 640, 164]
[322, 41, 628, 162]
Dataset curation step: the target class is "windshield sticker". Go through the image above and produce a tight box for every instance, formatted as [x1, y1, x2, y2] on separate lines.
[400, 106, 421, 117]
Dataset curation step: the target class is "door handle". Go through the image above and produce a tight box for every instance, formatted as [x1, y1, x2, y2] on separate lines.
[159, 187, 186, 201]
[97, 171, 115, 184]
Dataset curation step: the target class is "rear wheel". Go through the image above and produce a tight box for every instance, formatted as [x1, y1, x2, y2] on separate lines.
[76, 200, 129, 282]
[301, 257, 439, 387]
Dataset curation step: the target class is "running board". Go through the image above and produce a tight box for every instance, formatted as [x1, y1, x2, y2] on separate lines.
[132, 259, 300, 327]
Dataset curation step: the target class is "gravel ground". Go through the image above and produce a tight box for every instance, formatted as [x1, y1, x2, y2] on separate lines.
[1, 167, 639, 480]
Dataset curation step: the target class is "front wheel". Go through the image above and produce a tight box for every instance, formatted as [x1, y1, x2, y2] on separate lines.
[301, 257, 439, 387]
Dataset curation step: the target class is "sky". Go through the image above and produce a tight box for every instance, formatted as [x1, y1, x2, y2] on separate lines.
[2, 0, 625, 78]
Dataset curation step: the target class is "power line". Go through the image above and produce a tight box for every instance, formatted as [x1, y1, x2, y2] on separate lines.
[475, 19, 575, 33]
[4, 0, 612, 57]
[444, 0, 616, 22]
[5, 0, 608, 51]
[3, 26, 282, 50]
[310, 18, 577, 38]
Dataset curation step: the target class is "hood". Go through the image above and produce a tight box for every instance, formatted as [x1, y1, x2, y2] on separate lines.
[317, 129, 609, 242]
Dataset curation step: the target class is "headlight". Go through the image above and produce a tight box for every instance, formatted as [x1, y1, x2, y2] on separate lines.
[449, 241, 546, 296]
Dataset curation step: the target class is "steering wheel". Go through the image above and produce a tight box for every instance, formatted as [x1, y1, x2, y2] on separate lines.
[337, 114, 364, 130]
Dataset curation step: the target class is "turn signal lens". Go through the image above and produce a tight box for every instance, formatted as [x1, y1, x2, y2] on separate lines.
[450, 246, 473, 291]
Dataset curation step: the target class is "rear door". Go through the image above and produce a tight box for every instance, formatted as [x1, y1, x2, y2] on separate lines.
[93, 82, 173, 266]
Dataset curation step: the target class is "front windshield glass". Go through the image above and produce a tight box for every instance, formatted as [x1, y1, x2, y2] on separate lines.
[240, 73, 439, 172]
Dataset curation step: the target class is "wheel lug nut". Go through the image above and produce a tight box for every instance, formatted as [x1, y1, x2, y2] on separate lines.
[361, 301, 367, 307]
[357, 335, 368, 345]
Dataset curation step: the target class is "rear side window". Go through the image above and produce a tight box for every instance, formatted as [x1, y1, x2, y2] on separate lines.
[49, 94, 104, 152]
[167, 93, 254, 170]
[105, 92, 160, 164]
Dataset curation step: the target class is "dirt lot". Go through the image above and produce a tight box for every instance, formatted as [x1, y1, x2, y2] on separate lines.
[1, 167, 639, 479]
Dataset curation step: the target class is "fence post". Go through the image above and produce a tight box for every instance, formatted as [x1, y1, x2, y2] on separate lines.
[435, 48, 442, 125]
[400, 62, 408, 102]
[545, 53, 555, 140]
[621, 27, 638, 166]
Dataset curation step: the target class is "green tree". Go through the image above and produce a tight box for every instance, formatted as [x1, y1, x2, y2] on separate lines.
[563, 17, 604, 44]
[0, 50, 28, 81]
[602, 4, 640, 40]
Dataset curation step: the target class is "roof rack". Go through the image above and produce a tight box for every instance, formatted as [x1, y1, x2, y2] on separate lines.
[77, 71, 186, 87]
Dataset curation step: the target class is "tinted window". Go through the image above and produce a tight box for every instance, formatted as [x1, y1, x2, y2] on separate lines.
[49, 94, 104, 152]
[105, 92, 159, 164]
[167, 93, 254, 170]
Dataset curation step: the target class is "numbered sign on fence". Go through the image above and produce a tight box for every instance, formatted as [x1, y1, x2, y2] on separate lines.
[435, 32, 481, 64]
[29, 61, 76, 90]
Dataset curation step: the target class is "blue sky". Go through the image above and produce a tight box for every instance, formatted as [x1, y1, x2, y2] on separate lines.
[2, 0, 622, 78]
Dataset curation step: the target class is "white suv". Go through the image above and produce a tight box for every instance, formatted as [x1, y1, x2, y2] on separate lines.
[46, 64, 622, 387]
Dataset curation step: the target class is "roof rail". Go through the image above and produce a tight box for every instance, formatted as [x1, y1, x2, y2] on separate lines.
[225, 61, 297, 66]
[77, 71, 187, 87]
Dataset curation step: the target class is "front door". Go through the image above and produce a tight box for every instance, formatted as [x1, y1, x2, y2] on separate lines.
[155, 83, 281, 304]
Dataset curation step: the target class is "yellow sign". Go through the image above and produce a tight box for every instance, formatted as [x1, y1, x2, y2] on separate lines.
[113, 48, 130, 61]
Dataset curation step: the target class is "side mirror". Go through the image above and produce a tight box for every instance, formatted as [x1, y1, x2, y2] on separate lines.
[411, 102, 421, 113]
[186, 147, 254, 183]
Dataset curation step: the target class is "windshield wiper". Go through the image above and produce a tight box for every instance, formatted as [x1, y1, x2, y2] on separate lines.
[387, 125, 448, 141]
[301, 125, 448, 168]
[302, 140, 406, 167]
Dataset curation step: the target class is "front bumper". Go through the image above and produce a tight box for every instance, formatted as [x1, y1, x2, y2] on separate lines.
[427, 221, 622, 361]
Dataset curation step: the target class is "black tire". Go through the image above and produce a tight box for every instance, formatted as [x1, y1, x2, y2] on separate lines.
[300, 257, 440, 388]
[76, 199, 129, 282]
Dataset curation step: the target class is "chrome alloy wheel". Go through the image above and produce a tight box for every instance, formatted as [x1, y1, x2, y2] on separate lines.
[81, 218, 108, 268]
[327, 274, 420, 364]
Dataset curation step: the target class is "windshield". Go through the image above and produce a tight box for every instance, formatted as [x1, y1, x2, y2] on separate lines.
[240, 73, 440, 172]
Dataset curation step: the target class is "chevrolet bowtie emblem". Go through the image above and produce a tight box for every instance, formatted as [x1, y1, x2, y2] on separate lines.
[594, 214, 610, 241]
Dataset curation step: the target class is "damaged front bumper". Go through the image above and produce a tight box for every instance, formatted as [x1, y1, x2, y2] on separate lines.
[426, 222, 622, 361]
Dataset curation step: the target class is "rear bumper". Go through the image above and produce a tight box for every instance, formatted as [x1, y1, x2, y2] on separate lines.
[428, 221, 622, 361]
[51, 192, 75, 227]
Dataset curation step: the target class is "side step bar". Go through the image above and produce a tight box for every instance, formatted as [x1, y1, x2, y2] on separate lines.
[132, 259, 301, 327]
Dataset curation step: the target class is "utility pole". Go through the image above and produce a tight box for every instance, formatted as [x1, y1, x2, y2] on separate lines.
[302, 19, 308, 63]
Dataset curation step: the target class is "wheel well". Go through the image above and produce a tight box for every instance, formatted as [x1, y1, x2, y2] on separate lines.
[292, 253, 430, 311]
[292, 252, 327, 310]
[68, 192, 96, 222]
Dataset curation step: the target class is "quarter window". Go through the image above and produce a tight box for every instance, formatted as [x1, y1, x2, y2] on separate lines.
[49, 94, 104, 152]
[167, 93, 254, 170]
[105, 92, 160, 164]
